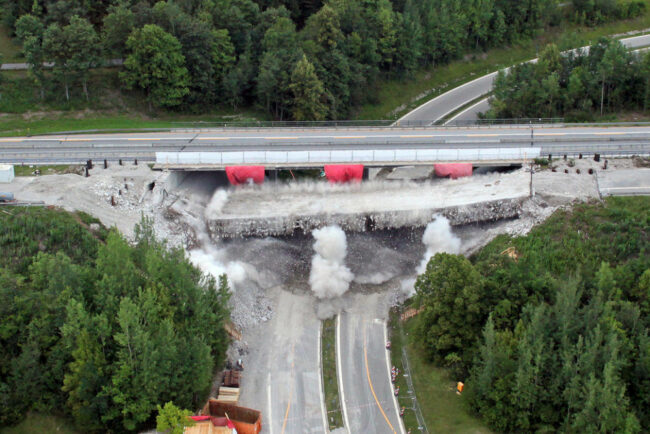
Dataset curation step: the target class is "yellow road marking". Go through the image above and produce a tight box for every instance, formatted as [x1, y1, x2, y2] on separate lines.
[0, 138, 24, 142]
[364, 326, 397, 434]
[595, 132, 626, 135]
[281, 343, 296, 434]
[197, 137, 231, 140]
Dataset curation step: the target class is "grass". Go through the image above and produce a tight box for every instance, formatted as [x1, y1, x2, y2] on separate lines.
[13, 164, 83, 176]
[356, 4, 650, 120]
[321, 317, 344, 430]
[0, 413, 80, 434]
[0, 24, 22, 63]
[0, 68, 269, 136]
[388, 307, 491, 434]
[2, 6, 650, 131]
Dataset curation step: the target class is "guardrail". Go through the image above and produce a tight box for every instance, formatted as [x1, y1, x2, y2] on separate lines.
[26, 119, 650, 136]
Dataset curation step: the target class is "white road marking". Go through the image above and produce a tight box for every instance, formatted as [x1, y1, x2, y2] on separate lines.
[336, 314, 351, 434]
[267, 372, 275, 434]
[385, 321, 406, 434]
[317, 322, 328, 433]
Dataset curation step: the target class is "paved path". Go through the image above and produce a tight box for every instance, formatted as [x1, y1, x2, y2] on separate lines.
[598, 168, 650, 196]
[0, 58, 123, 70]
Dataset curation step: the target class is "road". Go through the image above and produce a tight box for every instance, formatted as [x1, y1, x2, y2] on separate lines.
[239, 290, 327, 434]
[338, 310, 404, 434]
[598, 168, 650, 196]
[1, 126, 649, 164]
[398, 34, 650, 124]
[0, 58, 123, 70]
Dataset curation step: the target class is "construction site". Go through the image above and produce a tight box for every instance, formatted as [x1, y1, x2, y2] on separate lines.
[1, 153, 648, 433]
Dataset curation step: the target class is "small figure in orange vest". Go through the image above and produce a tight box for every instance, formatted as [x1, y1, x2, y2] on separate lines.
[456, 381, 464, 395]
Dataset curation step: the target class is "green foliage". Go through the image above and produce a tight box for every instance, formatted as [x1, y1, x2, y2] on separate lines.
[456, 197, 650, 432]
[290, 55, 327, 120]
[486, 38, 647, 119]
[415, 253, 486, 372]
[0, 209, 231, 431]
[121, 24, 190, 108]
[6, 0, 639, 120]
[156, 402, 195, 434]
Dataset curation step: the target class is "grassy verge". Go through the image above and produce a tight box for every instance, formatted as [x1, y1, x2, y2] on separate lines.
[321, 317, 343, 430]
[0, 25, 22, 63]
[388, 307, 491, 434]
[13, 164, 83, 176]
[0, 413, 80, 434]
[357, 5, 650, 120]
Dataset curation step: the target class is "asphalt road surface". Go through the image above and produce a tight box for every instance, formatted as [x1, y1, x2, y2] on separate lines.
[1, 126, 649, 164]
[445, 98, 491, 124]
[598, 168, 650, 196]
[339, 310, 404, 434]
[240, 290, 327, 434]
[398, 34, 650, 124]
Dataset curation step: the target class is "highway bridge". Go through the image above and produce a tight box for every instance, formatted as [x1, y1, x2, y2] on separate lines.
[1, 125, 649, 167]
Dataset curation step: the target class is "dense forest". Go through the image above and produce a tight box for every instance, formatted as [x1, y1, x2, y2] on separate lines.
[485, 38, 650, 120]
[1, 0, 645, 119]
[414, 197, 650, 432]
[0, 209, 231, 432]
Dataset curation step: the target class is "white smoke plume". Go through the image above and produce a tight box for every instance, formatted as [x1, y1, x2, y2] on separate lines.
[309, 225, 354, 299]
[417, 215, 461, 273]
[400, 216, 462, 297]
[188, 245, 247, 288]
[205, 189, 229, 218]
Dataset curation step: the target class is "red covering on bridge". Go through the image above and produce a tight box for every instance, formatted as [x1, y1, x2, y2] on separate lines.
[434, 163, 473, 179]
[324, 164, 364, 183]
[225, 166, 265, 185]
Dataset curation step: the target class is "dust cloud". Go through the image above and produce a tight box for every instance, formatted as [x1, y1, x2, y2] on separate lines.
[309, 225, 354, 299]
[417, 215, 461, 273]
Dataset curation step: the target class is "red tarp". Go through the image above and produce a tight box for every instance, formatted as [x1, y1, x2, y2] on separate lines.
[434, 163, 473, 179]
[225, 166, 265, 185]
[324, 165, 364, 183]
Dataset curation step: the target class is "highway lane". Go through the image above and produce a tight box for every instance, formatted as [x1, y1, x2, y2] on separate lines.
[339, 312, 404, 434]
[398, 34, 650, 124]
[1, 126, 650, 163]
[240, 290, 327, 434]
[445, 98, 491, 124]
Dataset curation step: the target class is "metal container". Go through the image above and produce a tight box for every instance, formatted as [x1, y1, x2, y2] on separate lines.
[0, 192, 14, 202]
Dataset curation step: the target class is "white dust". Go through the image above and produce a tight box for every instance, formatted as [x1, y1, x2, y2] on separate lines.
[309, 225, 354, 300]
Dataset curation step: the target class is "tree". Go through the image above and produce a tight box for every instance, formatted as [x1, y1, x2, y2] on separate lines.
[415, 253, 486, 368]
[289, 55, 326, 120]
[121, 24, 190, 109]
[256, 17, 302, 118]
[64, 16, 101, 100]
[156, 402, 195, 434]
[15, 14, 46, 100]
[101, 3, 135, 57]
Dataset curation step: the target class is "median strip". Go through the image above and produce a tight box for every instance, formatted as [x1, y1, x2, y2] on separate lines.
[321, 317, 344, 431]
